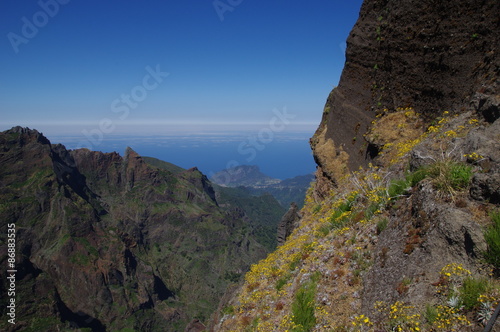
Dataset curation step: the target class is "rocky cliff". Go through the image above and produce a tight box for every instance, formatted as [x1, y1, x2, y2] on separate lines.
[0, 127, 274, 331]
[311, 0, 499, 193]
[215, 0, 500, 331]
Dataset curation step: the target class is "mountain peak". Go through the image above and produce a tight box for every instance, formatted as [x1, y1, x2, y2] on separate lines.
[3, 125, 51, 145]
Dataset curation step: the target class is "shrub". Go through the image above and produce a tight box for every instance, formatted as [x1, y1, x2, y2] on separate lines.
[484, 210, 500, 270]
[276, 274, 291, 291]
[221, 305, 235, 315]
[387, 168, 428, 199]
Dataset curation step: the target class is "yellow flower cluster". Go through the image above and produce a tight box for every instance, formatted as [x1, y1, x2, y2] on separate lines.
[352, 314, 373, 328]
[375, 301, 421, 331]
[444, 130, 458, 137]
[279, 314, 299, 331]
[431, 305, 471, 331]
[463, 152, 484, 162]
[478, 293, 499, 306]
[439, 263, 471, 281]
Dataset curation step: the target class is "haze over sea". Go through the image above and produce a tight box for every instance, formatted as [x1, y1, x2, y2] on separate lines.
[47, 122, 317, 180]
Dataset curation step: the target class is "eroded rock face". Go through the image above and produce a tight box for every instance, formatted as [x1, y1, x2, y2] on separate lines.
[311, 0, 499, 191]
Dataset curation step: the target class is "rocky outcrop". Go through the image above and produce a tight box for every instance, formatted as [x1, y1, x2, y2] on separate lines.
[465, 119, 500, 204]
[276, 202, 301, 246]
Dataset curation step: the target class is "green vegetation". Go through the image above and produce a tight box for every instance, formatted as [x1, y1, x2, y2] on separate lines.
[276, 273, 291, 291]
[424, 304, 438, 324]
[425, 161, 473, 195]
[459, 277, 488, 310]
[215, 185, 285, 251]
[70, 252, 91, 266]
[387, 161, 472, 200]
[221, 305, 235, 315]
[291, 279, 317, 332]
[484, 210, 500, 270]
[117, 328, 135, 332]
[376, 218, 388, 234]
[74, 237, 99, 257]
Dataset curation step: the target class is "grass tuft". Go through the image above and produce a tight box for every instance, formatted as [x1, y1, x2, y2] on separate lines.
[291, 279, 317, 332]
[459, 277, 489, 310]
[483, 210, 500, 271]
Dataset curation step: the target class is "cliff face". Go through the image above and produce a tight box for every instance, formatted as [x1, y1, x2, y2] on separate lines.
[311, 0, 499, 192]
[215, 1, 500, 331]
[0, 127, 270, 331]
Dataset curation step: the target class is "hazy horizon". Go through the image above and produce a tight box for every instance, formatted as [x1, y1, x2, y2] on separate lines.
[42, 126, 317, 180]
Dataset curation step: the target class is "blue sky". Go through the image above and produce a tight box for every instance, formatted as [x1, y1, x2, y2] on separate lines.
[0, 0, 363, 137]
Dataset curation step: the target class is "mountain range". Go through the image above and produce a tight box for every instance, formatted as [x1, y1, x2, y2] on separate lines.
[0, 127, 285, 331]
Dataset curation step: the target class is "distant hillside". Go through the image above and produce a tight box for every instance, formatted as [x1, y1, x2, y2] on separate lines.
[246, 173, 315, 209]
[210, 165, 280, 187]
[211, 165, 314, 208]
[143, 157, 286, 251]
[213, 185, 286, 251]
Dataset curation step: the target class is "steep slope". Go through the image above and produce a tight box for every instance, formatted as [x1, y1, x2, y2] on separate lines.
[0, 127, 269, 331]
[216, 101, 500, 332]
[215, 0, 500, 331]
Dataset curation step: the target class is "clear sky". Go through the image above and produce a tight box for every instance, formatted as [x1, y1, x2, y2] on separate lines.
[0, 0, 363, 137]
